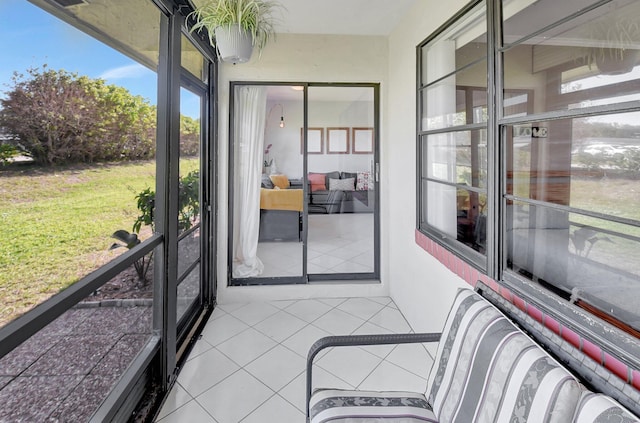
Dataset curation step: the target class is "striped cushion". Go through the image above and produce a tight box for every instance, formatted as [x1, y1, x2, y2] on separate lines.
[426, 289, 582, 423]
[310, 389, 437, 423]
[573, 392, 640, 423]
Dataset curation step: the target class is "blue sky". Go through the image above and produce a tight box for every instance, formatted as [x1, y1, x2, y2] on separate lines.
[0, 0, 200, 117]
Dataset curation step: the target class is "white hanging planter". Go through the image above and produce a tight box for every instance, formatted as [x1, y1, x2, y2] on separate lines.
[214, 24, 254, 64]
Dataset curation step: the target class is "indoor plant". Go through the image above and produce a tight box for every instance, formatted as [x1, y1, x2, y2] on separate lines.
[189, 0, 282, 64]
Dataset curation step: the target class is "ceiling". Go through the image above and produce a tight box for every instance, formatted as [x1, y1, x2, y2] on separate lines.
[263, 0, 416, 36]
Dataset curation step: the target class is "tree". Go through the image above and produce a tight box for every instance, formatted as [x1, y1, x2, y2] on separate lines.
[0, 65, 156, 165]
[180, 114, 201, 156]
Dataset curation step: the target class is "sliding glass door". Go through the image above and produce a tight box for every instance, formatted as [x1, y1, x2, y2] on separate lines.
[306, 86, 377, 279]
[229, 83, 378, 285]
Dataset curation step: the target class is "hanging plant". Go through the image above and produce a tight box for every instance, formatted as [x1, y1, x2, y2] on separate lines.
[189, 0, 283, 64]
[576, 12, 640, 75]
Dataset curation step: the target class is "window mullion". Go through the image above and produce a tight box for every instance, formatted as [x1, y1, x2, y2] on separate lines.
[487, 0, 501, 279]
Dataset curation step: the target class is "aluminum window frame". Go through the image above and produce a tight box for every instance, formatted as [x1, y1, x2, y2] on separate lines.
[0, 0, 218, 420]
[417, 0, 640, 359]
[416, 0, 491, 272]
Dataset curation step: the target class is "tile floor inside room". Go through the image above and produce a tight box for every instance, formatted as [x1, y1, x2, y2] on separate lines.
[257, 214, 374, 278]
[156, 297, 436, 422]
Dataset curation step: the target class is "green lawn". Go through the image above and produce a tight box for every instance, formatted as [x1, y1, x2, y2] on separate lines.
[0, 158, 198, 326]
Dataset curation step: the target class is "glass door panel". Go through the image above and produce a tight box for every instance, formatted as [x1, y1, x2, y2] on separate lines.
[177, 86, 202, 323]
[232, 85, 304, 280]
[307, 86, 376, 276]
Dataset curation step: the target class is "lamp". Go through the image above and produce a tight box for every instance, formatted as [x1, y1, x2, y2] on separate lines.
[267, 103, 285, 129]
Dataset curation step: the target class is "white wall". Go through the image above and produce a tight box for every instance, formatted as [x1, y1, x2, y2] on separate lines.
[216, 4, 473, 328]
[216, 34, 388, 304]
[264, 99, 374, 178]
[385, 0, 470, 333]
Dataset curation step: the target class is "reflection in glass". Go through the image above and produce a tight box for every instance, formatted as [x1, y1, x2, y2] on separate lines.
[421, 2, 487, 84]
[0, 266, 152, 421]
[506, 112, 640, 220]
[424, 130, 487, 188]
[503, 0, 640, 116]
[507, 201, 640, 330]
[421, 60, 488, 131]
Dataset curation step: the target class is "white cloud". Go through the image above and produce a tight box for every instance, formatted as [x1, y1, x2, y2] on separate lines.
[99, 63, 148, 80]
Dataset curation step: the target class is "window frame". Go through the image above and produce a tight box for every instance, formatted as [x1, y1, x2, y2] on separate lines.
[0, 1, 219, 420]
[417, 0, 640, 352]
[416, 0, 491, 271]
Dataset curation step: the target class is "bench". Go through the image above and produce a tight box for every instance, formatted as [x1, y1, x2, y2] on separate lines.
[306, 285, 640, 423]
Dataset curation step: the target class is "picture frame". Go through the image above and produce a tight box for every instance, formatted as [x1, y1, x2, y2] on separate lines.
[326, 127, 350, 154]
[301, 128, 324, 154]
[352, 127, 374, 154]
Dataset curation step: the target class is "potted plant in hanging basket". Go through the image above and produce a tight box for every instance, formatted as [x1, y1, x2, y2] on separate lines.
[189, 0, 282, 64]
[576, 11, 640, 75]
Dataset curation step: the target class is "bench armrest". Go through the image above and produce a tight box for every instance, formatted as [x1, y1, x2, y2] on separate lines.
[305, 332, 441, 420]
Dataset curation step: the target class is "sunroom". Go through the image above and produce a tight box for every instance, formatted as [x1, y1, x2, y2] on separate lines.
[0, 0, 639, 421]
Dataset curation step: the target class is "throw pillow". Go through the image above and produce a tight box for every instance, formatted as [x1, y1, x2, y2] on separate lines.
[356, 171, 371, 190]
[261, 173, 274, 189]
[329, 177, 355, 191]
[308, 173, 326, 192]
[270, 174, 290, 189]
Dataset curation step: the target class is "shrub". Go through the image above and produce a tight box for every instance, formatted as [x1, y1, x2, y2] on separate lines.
[180, 115, 201, 156]
[0, 65, 156, 165]
[0, 144, 19, 166]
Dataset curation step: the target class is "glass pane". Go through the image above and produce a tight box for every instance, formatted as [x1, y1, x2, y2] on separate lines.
[232, 85, 304, 279]
[0, 266, 152, 421]
[0, 1, 160, 328]
[505, 112, 640, 221]
[178, 264, 200, 322]
[502, 0, 603, 45]
[421, 2, 487, 84]
[503, 0, 640, 117]
[307, 86, 375, 275]
[424, 130, 487, 188]
[178, 227, 200, 278]
[179, 88, 201, 234]
[421, 60, 488, 130]
[424, 181, 486, 253]
[456, 188, 488, 252]
[507, 201, 640, 331]
[177, 85, 202, 323]
[181, 35, 206, 82]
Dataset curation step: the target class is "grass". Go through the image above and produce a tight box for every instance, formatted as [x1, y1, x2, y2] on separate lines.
[0, 158, 199, 326]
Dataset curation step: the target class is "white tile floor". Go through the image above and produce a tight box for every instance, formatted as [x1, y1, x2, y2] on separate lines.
[257, 214, 374, 277]
[156, 297, 435, 423]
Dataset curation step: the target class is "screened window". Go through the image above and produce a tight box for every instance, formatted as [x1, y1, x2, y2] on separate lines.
[418, 0, 640, 334]
[501, 0, 640, 333]
[418, 2, 489, 265]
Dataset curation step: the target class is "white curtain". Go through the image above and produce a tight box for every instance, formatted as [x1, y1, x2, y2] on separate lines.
[232, 86, 267, 278]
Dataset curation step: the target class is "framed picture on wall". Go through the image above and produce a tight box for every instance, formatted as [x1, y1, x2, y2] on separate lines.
[301, 128, 324, 154]
[326, 127, 350, 154]
[352, 127, 374, 154]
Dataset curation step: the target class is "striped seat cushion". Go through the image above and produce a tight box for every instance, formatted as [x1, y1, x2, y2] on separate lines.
[426, 289, 582, 423]
[310, 389, 437, 423]
[572, 392, 640, 423]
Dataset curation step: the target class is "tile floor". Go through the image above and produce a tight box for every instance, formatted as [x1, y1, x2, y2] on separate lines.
[257, 213, 374, 278]
[156, 297, 435, 423]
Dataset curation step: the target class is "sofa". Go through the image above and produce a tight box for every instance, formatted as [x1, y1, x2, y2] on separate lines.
[307, 171, 374, 214]
[305, 284, 640, 423]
